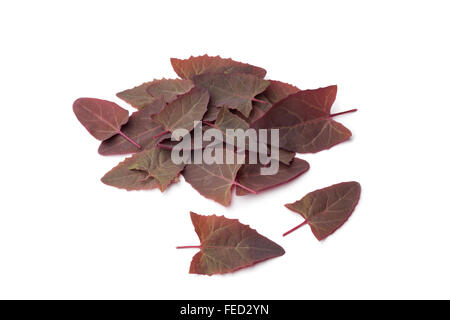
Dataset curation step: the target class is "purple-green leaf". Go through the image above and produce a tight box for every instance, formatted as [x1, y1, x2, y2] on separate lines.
[248, 80, 301, 122]
[236, 158, 310, 196]
[73, 98, 130, 141]
[152, 87, 209, 134]
[98, 100, 166, 155]
[177, 212, 285, 275]
[101, 155, 159, 191]
[193, 73, 270, 117]
[128, 146, 185, 191]
[213, 107, 295, 165]
[284, 181, 361, 240]
[276, 118, 352, 153]
[182, 147, 248, 206]
[117, 78, 194, 110]
[171, 55, 267, 80]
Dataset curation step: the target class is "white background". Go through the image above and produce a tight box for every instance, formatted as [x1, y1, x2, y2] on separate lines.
[0, 0, 449, 299]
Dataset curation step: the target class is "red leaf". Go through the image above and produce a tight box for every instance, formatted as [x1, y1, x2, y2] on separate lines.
[171, 55, 266, 79]
[251, 86, 338, 129]
[276, 118, 353, 153]
[202, 104, 221, 121]
[117, 78, 194, 110]
[152, 87, 209, 134]
[283, 181, 361, 240]
[251, 86, 356, 153]
[211, 107, 295, 165]
[247, 95, 272, 123]
[236, 158, 310, 196]
[101, 155, 159, 191]
[127, 146, 185, 191]
[248, 80, 301, 122]
[177, 212, 285, 275]
[213, 106, 250, 140]
[193, 73, 270, 117]
[261, 80, 301, 105]
[98, 100, 166, 155]
[73, 98, 132, 142]
[157, 124, 211, 151]
[182, 150, 244, 206]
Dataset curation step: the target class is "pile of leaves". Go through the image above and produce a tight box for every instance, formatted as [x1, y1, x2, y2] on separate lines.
[73, 55, 361, 275]
[73, 55, 356, 205]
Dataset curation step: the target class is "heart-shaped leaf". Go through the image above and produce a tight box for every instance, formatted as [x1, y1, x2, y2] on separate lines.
[117, 79, 194, 110]
[193, 73, 270, 117]
[236, 158, 310, 196]
[283, 181, 361, 240]
[171, 55, 266, 80]
[152, 87, 209, 134]
[73, 98, 130, 141]
[98, 100, 166, 155]
[177, 212, 285, 275]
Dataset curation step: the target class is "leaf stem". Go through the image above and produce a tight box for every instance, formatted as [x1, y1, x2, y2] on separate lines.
[140, 173, 152, 182]
[252, 98, 269, 104]
[233, 181, 258, 194]
[283, 220, 308, 237]
[176, 245, 202, 249]
[329, 108, 358, 118]
[117, 131, 141, 149]
[153, 130, 170, 140]
[202, 120, 217, 128]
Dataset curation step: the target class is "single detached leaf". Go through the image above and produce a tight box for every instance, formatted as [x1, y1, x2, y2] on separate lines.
[193, 73, 270, 117]
[171, 55, 267, 80]
[236, 158, 310, 196]
[284, 181, 361, 240]
[152, 87, 209, 134]
[73, 98, 129, 140]
[182, 148, 245, 206]
[178, 212, 285, 275]
[128, 146, 185, 191]
[101, 155, 158, 191]
[117, 79, 194, 110]
[98, 100, 166, 155]
[277, 118, 352, 153]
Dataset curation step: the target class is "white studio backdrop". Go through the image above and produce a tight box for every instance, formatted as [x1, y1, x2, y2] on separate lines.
[0, 0, 449, 299]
